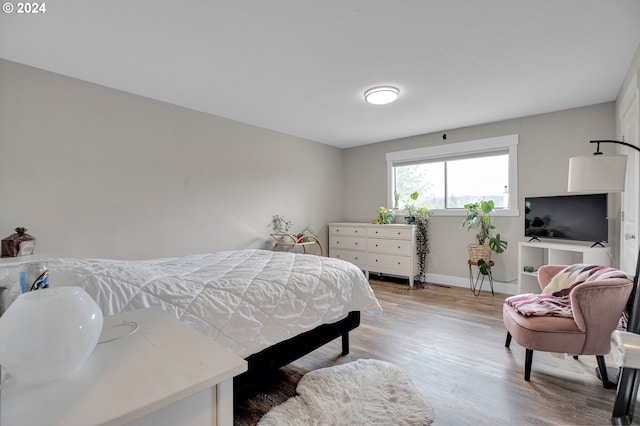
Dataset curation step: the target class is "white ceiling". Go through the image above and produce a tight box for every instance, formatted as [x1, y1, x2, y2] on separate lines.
[1, 1, 639, 148]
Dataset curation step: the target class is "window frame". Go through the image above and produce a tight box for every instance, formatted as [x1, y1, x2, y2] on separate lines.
[386, 134, 519, 217]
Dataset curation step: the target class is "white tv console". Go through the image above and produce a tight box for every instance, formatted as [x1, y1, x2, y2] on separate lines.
[518, 241, 612, 294]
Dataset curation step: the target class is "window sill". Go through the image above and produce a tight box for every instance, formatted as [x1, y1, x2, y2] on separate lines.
[429, 208, 520, 218]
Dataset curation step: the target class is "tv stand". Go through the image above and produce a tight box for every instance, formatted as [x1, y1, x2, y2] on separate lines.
[518, 241, 611, 294]
[591, 241, 605, 248]
[527, 236, 541, 243]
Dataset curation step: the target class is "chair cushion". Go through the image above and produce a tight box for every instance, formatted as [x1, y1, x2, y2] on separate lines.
[503, 303, 586, 353]
[542, 264, 629, 297]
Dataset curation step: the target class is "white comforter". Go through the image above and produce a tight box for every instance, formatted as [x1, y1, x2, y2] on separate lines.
[47, 249, 382, 358]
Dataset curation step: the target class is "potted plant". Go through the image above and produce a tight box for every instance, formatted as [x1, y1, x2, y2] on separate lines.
[376, 206, 396, 224]
[298, 225, 316, 242]
[272, 214, 293, 234]
[403, 191, 420, 224]
[413, 205, 430, 284]
[460, 200, 508, 274]
[393, 190, 401, 210]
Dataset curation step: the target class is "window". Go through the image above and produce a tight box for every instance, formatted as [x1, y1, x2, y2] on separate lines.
[386, 134, 519, 216]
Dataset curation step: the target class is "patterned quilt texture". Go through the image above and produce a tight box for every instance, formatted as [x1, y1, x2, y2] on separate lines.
[47, 249, 383, 358]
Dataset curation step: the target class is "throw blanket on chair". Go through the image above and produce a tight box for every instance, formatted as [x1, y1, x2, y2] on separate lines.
[542, 264, 629, 297]
[505, 293, 573, 317]
[506, 264, 630, 318]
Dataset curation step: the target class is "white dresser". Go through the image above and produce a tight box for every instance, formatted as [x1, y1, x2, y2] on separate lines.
[328, 222, 418, 287]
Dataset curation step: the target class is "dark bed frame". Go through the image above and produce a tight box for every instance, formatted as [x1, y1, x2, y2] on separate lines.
[234, 311, 360, 389]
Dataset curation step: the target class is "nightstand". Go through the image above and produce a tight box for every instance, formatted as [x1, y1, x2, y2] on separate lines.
[1, 308, 247, 426]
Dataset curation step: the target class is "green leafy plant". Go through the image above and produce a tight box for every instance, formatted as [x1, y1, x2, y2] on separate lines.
[376, 206, 395, 224]
[415, 215, 430, 284]
[397, 191, 431, 284]
[461, 199, 508, 274]
[403, 191, 420, 217]
[272, 214, 293, 233]
[298, 225, 317, 242]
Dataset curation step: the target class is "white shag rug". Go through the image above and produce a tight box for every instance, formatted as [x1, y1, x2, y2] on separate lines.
[258, 359, 434, 426]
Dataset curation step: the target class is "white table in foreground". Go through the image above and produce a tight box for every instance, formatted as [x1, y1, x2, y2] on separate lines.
[1, 308, 248, 426]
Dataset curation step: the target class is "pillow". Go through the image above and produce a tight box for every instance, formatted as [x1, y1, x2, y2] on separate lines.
[542, 264, 630, 297]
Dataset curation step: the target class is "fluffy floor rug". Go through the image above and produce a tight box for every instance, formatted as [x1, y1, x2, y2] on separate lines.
[257, 359, 434, 425]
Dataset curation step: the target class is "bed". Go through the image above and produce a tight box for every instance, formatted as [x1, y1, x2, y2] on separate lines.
[39, 249, 382, 381]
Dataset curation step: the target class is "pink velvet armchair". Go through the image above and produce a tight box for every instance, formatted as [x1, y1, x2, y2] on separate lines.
[503, 264, 633, 388]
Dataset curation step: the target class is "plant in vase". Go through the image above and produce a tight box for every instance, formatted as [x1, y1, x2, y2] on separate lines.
[298, 225, 317, 242]
[460, 199, 508, 275]
[272, 214, 293, 234]
[413, 205, 430, 285]
[376, 206, 395, 224]
[403, 191, 420, 224]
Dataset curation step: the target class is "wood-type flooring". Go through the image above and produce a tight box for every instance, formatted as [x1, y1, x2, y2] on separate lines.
[235, 278, 623, 426]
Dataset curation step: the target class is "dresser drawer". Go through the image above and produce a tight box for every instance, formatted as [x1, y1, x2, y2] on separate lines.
[329, 226, 367, 237]
[367, 227, 412, 239]
[329, 236, 366, 250]
[330, 249, 366, 269]
[368, 238, 412, 255]
[367, 253, 412, 275]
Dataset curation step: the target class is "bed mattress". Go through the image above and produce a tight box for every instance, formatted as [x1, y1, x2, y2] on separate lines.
[46, 249, 382, 358]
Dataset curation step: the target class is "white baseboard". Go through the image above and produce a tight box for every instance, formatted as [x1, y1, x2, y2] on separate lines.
[423, 273, 518, 295]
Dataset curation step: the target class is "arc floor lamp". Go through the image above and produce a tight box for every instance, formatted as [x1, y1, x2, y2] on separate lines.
[568, 139, 639, 425]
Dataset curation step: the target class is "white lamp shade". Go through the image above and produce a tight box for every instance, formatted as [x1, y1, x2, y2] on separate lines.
[568, 154, 627, 193]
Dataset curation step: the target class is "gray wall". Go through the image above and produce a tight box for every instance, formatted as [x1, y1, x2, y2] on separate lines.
[0, 59, 343, 259]
[0, 58, 620, 291]
[342, 103, 617, 287]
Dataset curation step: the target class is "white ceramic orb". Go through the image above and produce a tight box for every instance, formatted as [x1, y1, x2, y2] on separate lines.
[0, 286, 103, 384]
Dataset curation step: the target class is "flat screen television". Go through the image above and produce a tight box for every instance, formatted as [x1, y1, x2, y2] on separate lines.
[524, 193, 608, 244]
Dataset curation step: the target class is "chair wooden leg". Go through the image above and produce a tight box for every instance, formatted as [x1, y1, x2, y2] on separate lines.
[505, 332, 512, 348]
[596, 355, 616, 389]
[525, 349, 533, 381]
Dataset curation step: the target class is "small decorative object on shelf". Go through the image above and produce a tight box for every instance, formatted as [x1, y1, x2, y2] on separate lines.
[1, 227, 35, 257]
[272, 214, 293, 234]
[21, 261, 49, 293]
[270, 215, 323, 255]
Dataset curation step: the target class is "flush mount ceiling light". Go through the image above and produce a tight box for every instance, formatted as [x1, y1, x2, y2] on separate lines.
[364, 86, 399, 105]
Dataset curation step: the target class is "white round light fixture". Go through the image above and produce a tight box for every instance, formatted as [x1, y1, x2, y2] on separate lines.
[364, 86, 399, 105]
